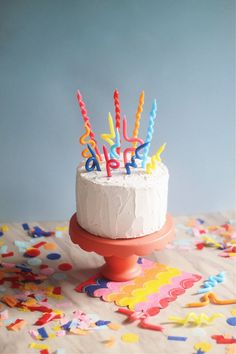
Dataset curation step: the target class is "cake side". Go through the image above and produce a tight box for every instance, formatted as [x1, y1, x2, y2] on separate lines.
[76, 159, 169, 239]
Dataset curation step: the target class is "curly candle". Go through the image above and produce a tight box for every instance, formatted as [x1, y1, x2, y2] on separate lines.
[142, 99, 157, 168]
[77, 90, 102, 161]
[110, 128, 120, 159]
[79, 122, 97, 159]
[123, 116, 144, 165]
[113, 89, 120, 129]
[85, 144, 101, 172]
[132, 91, 145, 152]
[103, 145, 120, 178]
[100, 113, 115, 146]
[146, 143, 166, 174]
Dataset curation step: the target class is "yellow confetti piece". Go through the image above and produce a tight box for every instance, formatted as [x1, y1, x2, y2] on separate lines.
[107, 322, 121, 331]
[52, 325, 61, 331]
[55, 226, 68, 231]
[194, 342, 212, 352]
[121, 333, 139, 343]
[70, 328, 89, 335]
[29, 343, 50, 350]
[48, 333, 56, 339]
[231, 309, 236, 316]
[1, 225, 9, 232]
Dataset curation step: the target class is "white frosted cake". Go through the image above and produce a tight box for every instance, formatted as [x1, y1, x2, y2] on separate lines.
[76, 90, 169, 239]
[76, 157, 169, 239]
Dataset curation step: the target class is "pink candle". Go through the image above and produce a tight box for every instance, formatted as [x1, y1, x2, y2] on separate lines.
[103, 145, 120, 177]
[77, 90, 102, 161]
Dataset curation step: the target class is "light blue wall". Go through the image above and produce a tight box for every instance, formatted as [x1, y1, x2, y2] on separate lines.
[0, 0, 235, 222]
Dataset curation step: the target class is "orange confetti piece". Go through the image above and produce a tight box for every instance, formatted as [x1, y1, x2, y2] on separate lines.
[1, 295, 18, 308]
[7, 319, 26, 331]
[107, 322, 121, 331]
[43, 242, 57, 251]
[102, 336, 116, 347]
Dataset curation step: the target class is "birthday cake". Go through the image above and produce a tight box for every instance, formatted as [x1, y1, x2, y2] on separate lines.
[75, 90, 169, 239]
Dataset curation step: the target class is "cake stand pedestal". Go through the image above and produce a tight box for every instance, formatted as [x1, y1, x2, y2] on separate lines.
[69, 213, 175, 282]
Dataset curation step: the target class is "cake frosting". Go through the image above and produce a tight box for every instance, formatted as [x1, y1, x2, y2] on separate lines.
[76, 157, 169, 239]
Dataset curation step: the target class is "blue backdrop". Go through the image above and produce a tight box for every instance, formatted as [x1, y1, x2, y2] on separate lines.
[0, 0, 235, 221]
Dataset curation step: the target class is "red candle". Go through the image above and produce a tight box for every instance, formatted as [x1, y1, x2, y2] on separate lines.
[103, 145, 120, 177]
[77, 90, 102, 161]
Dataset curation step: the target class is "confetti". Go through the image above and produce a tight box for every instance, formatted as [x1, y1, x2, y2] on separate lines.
[43, 243, 57, 251]
[47, 253, 61, 260]
[7, 318, 26, 331]
[121, 333, 139, 343]
[102, 336, 116, 347]
[24, 248, 40, 257]
[58, 263, 73, 271]
[40, 267, 55, 275]
[27, 258, 42, 266]
[231, 309, 236, 316]
[29, 343, 50, 350]
[212, 335, 236, 344]
[194, 342, 212, 352]
[107, 322, 121, 330]
[167, 336, 187, 341]
[226, 317, 236, 326]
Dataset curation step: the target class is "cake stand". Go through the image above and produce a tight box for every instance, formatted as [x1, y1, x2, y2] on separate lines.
[69, 213, 175, 282]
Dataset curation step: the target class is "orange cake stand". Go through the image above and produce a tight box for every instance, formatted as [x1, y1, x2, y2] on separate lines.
[69, 213, 175, 282]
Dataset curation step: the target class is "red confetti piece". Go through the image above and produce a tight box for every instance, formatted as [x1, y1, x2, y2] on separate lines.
[33, 241, 47, 248]
[196, 243, 205, 250]
[40, 264, 49, 269]
[1, 252, 14, 258]
[25, 248, 40, 257]
[26, 306, 52, 313]
[211, 335, 236, 344]
[35, 312, 62, 326]
[40, 350, 49, 354]
[52, 286, 61, 295]
[58, 263, 73, 271]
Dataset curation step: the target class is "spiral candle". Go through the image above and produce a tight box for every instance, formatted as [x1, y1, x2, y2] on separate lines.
[132, 91, 145, 152]
[77, 90, 102, 161]
[142, 99, 157, 168]
[113, 90, 120, 129]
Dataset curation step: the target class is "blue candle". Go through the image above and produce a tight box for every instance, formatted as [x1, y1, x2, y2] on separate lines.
[142, 99, 157, 168]
[85, 144, 101, 172]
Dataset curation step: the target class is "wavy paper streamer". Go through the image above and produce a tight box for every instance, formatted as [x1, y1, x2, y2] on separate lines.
[75, 258, 201, 313]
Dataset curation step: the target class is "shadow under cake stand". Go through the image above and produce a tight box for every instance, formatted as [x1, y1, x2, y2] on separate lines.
[69, 213, 175, 282]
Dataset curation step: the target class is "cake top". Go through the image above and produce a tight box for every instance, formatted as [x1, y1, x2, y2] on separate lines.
[77, 157, 169, 188]
[76, 90, 167, 178]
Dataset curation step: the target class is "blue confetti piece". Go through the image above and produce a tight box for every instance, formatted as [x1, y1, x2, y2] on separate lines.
[22, 223, 30, 230]
[167, 336, 187, 341]
[38, 327, 48, 339]
[226, 317, 236, 326]
[47, 253, 61, 260]
[95, 320, 111, 326]
[0, 231, 3, 237]
[61, 321, 72, 331]
[15, 263, 32, 272]
[197, 218, 205, 224]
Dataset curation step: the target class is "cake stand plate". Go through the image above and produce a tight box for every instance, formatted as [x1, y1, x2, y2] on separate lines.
[69, 213, 175, 281]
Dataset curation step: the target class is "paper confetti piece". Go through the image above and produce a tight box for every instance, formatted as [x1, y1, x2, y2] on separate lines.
[7, 319, 26, 331]
[121, 333, 139, 343]
[43, 243, 57, 251]
[226, 317, 236, 326]
[40, 350, 49, 354]
[225, 344, 236, 354]
[107, 322, 121, 330]
[212, 335, 236, 344]
[168, 312, 224, 326]
[194, 342, 212, 352]
[24, 248, 40, 257]
[58, 263, 73, 271]
[27, 258, 42, 266]
[231, 309, 236, 316]
[167, 336, 187, 341]
[102, 336, 116, 348]
[1, 295, 18, 307]
[47, 253, 61, 260]
[29, 343, 50, 350]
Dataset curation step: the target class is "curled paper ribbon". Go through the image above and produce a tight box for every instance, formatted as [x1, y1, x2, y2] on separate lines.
[103, 145, 120, 177]
[85, 144, 101, 172]
[186, 292, 236, 308]
[197, 272, 225, 294]
[168, 312, 224, 326]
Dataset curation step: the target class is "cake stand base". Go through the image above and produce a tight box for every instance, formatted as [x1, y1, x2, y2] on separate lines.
[69, 213, 175, 281]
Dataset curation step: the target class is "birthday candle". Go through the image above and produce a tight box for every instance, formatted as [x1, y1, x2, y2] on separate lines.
[123, 116, 144, 165]
[100, 113, 115, 146]
[146, 143, 166, 174]
[85, 144, 101, 172]
[77, 90, 102, 161]
[132, 91, 145, 152]
[79, 122, 98, 159]
[113, 90, 120, 129]
[103, 145, 120, 177]
[110, 128, 120, 159]
[142, 99, 157, 168]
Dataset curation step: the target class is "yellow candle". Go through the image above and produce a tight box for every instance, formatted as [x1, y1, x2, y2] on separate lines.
[101, 113, 115, 146]
[146, 143, 166, 174]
